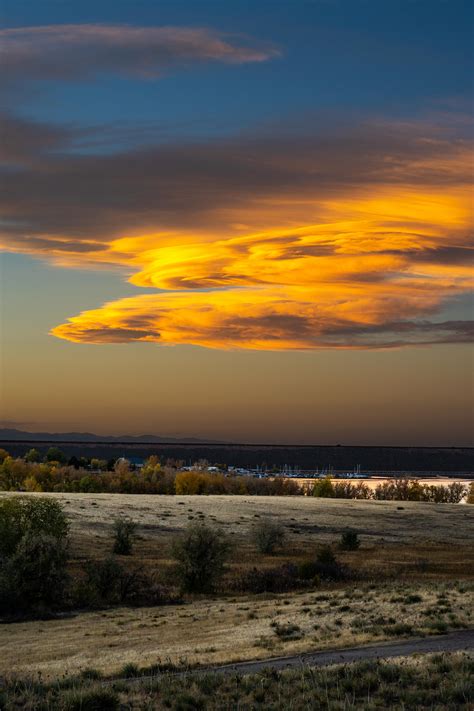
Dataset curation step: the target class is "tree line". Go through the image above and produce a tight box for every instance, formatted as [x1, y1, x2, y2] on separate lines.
[0, 448, 471, 502]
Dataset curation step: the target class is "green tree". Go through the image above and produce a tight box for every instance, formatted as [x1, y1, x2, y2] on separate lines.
[0, 448, 10, 464]
[24, 448, 41, 463]
[171, 523, 230, 593]
[45, 447, 66, 464]
[312, 477, 335, 497]
[0, 497, 69, 557]
[0, 533, 69, 611]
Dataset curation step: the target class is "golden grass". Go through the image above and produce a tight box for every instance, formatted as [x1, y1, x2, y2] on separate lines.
[1, 582, 472, 679]
[0, 492, 472, 680]
[5, 492, 472, 579]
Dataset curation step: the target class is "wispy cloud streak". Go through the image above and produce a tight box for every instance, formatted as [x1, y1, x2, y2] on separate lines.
[0, 24, 278, 86]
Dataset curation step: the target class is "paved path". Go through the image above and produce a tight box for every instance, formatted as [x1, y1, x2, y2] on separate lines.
[211, 629, 474, 676]
[110, 629, 473, 684]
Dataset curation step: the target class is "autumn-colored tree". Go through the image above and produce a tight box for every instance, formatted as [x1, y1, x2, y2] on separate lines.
[467, 482, 474, 504]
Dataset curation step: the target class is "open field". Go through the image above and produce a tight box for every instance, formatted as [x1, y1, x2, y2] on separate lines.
[2, 492, 472, 578]
[0, 492, 473, 681]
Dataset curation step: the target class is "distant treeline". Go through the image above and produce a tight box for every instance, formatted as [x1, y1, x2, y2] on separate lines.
[2, 440, 473, 471]
[0, 451, 300, 496]
[311, 477, 470, 504]
[0, 448, 472, 503]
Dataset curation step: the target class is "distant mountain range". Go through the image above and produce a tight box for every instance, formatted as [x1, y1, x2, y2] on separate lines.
[0, 428, 224, 445]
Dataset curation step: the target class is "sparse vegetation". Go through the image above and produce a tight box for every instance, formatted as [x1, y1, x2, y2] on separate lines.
[1, 653, 472, 709]
[0, 491, 472, 684]
[340, 529, 360, 550]
[171, 522, 231, 593]
[253, 517, 285, 554]
[112, 516, 137, 555]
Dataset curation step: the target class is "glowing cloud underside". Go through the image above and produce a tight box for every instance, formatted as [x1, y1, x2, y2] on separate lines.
[52, 183, 473, 349]
[1, 114, 473, 350]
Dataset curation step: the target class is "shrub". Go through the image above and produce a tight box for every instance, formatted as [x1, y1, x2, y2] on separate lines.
[77, 557, 172, 609]
[300, 547, 349, 581]
[171, 522, 231, 593]
[120, 662, 141, 678]
[0, 532, 69, 612]
[467, 482, 474, 504]
[340, 529, 360, 550]
[63, 688, 120, 710]
[298, 560, 322, 583]
[80, 556, 148, 606]
[235, 563, 305, 593]
[112, 516, 137, 555]
[253, 518, 285, 554]
[0, 496, 69, 557]
[317, 546, 336, 565]
[271, 621, 302, 640]
[312, 477, 335, 497]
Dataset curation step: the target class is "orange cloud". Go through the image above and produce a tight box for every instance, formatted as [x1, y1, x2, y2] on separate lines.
[1, 113, 472, 349]
[51, 284, 472, 350]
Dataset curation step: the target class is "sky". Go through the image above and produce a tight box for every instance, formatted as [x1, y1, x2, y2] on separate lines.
[0, 0, 473, 445]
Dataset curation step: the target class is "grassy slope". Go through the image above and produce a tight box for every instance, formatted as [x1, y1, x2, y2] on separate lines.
[0, 493, 472, 679]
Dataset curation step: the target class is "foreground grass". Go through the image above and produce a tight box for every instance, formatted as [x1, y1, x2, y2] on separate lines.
[1, 581, 472, 678]
[2, 652, 472, 710]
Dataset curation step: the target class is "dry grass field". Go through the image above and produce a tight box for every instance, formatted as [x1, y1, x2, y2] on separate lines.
[3, 491, 471, 580]
[0, 493, 473, 680]
[2, 581, 472, 678]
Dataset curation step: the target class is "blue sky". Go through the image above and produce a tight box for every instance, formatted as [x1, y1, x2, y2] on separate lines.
[4, 0, 473, 131]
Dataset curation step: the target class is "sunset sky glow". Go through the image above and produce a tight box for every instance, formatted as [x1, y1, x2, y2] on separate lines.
[1, 0, 472, 444]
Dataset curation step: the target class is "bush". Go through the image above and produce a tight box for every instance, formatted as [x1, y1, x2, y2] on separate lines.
[312, 477, 335, 497]
[112, 516, 137, 555]
[0, 496, 69, 557]
[300, 547, 349, 581]
[340, 529, 360, 550]
[171, 523, 230, 593]
[77, 558, 169, 608]
[253, 518, 285, 554]
[235, 563, 306, 593]
[63, 688, 120, 710]
[467, 482, 474, 504]
[0, 532, 69, 612]
[271, 621, 303, 640]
